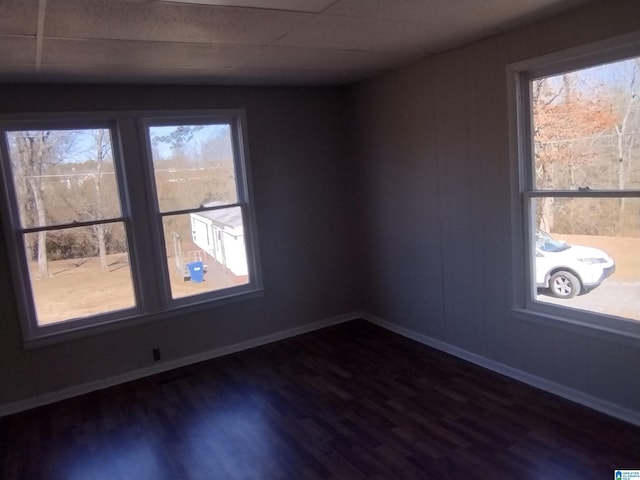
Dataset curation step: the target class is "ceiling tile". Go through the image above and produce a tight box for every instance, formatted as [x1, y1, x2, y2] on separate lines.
[0, 0, 593, 86]
[36, 64, 231, 84]
[163, 0, 336, 13]
[324, 0, 592, 51]
[43, 38, 259, 69]
[0, 64, 38, 83]
[242, 46, 426, 72]
[0, 0, 39, 36]
[325, 0, 586, 24]
[0, 36, 36, 64]
[45, 0, 312, 45]
[274, 15, 434, 52]
[220, 66, 362, 85]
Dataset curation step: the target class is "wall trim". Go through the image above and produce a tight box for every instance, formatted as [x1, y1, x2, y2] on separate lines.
[4, 310, 638, 427]
[360, 312, 640, 427]
[0, 312, 359, 417]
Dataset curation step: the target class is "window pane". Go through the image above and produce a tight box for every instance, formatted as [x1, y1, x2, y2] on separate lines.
[531, 197, 640, 321]
[162, 208, 249, 299]
[149, 124, 238, 212]
[531, 56, 640, 191]
[24, 223, 136, 325]
[6, 129, 122, 228]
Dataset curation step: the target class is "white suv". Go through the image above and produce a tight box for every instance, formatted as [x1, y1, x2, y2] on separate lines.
[535, 231, 615, 299]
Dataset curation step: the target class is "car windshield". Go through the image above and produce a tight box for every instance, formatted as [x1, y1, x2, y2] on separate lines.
[536, 231, 571, 253]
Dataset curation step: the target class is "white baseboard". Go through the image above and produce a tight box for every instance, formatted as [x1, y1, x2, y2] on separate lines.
[4, 310, 638, 427]
[0, 312, 359, 417]
[360, 312, 640, 427]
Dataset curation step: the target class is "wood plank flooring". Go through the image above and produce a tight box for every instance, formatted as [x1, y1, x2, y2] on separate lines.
[1, 319, 639, 479]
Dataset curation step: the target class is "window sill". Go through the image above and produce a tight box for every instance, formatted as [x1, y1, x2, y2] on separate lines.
[512, 306, 640, 347]
[23, 288, 265, 350]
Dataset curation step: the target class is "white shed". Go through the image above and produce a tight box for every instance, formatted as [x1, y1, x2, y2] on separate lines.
[190, 203, 248, 276]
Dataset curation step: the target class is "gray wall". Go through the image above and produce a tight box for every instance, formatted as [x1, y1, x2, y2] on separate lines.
[0, 85, 357, 406]
[350, 0, 640, 414]
[2, 0, 640, 417]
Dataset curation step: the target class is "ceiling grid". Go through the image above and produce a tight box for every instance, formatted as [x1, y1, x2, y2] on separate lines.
[0, 0, 590, 85]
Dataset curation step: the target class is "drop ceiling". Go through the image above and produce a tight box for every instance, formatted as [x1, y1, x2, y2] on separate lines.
[0, 0, 591, 86]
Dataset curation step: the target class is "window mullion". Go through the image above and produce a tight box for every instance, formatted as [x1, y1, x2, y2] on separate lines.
[116, 118, 166, 313]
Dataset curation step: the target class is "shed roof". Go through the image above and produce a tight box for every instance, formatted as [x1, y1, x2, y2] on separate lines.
[193, 202, 243, 229]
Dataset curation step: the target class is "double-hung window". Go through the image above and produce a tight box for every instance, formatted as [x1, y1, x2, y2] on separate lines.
[511, 35, 640, 339]
[0, 110, 261, 346]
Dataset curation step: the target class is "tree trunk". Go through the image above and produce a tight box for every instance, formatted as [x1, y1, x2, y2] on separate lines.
[539, 197, 555, 232]
[615, 62, 638, 234]
[94, 129, 109, 271]
[97, 224, 108, 271]
[37, 231, 49, 279]
[28, 176, 49, 279]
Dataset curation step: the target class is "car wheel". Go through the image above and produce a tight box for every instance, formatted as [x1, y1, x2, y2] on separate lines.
[549, 271, 580, 299]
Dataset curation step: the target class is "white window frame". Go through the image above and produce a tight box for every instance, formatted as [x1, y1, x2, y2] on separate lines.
[0, 109, 262, 348]
[509, 32, 640, 344]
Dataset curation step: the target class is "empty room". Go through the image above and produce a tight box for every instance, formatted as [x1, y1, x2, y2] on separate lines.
[1, 0, 639, 478]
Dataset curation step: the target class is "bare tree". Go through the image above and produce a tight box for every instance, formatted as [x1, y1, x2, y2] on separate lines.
[532, 73, 617, 232]
[12, 131, 68, 279]
[91, 129, 111, 271]
[613, 59, 639, 233]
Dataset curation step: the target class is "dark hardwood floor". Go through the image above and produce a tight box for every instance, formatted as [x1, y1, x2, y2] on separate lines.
[2, 319, 639, 479]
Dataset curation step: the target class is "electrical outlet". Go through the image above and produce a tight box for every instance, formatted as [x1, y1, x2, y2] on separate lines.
[152, 348, 161, 361]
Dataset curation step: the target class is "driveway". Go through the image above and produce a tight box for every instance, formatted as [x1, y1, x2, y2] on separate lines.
[538, 280, 640, 321]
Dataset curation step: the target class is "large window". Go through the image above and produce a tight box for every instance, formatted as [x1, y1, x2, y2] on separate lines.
[512, 38, 640, 338]
[0, 111, 261, 345]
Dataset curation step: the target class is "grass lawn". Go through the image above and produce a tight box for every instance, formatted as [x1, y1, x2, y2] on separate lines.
[29, 252, 246, 325]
